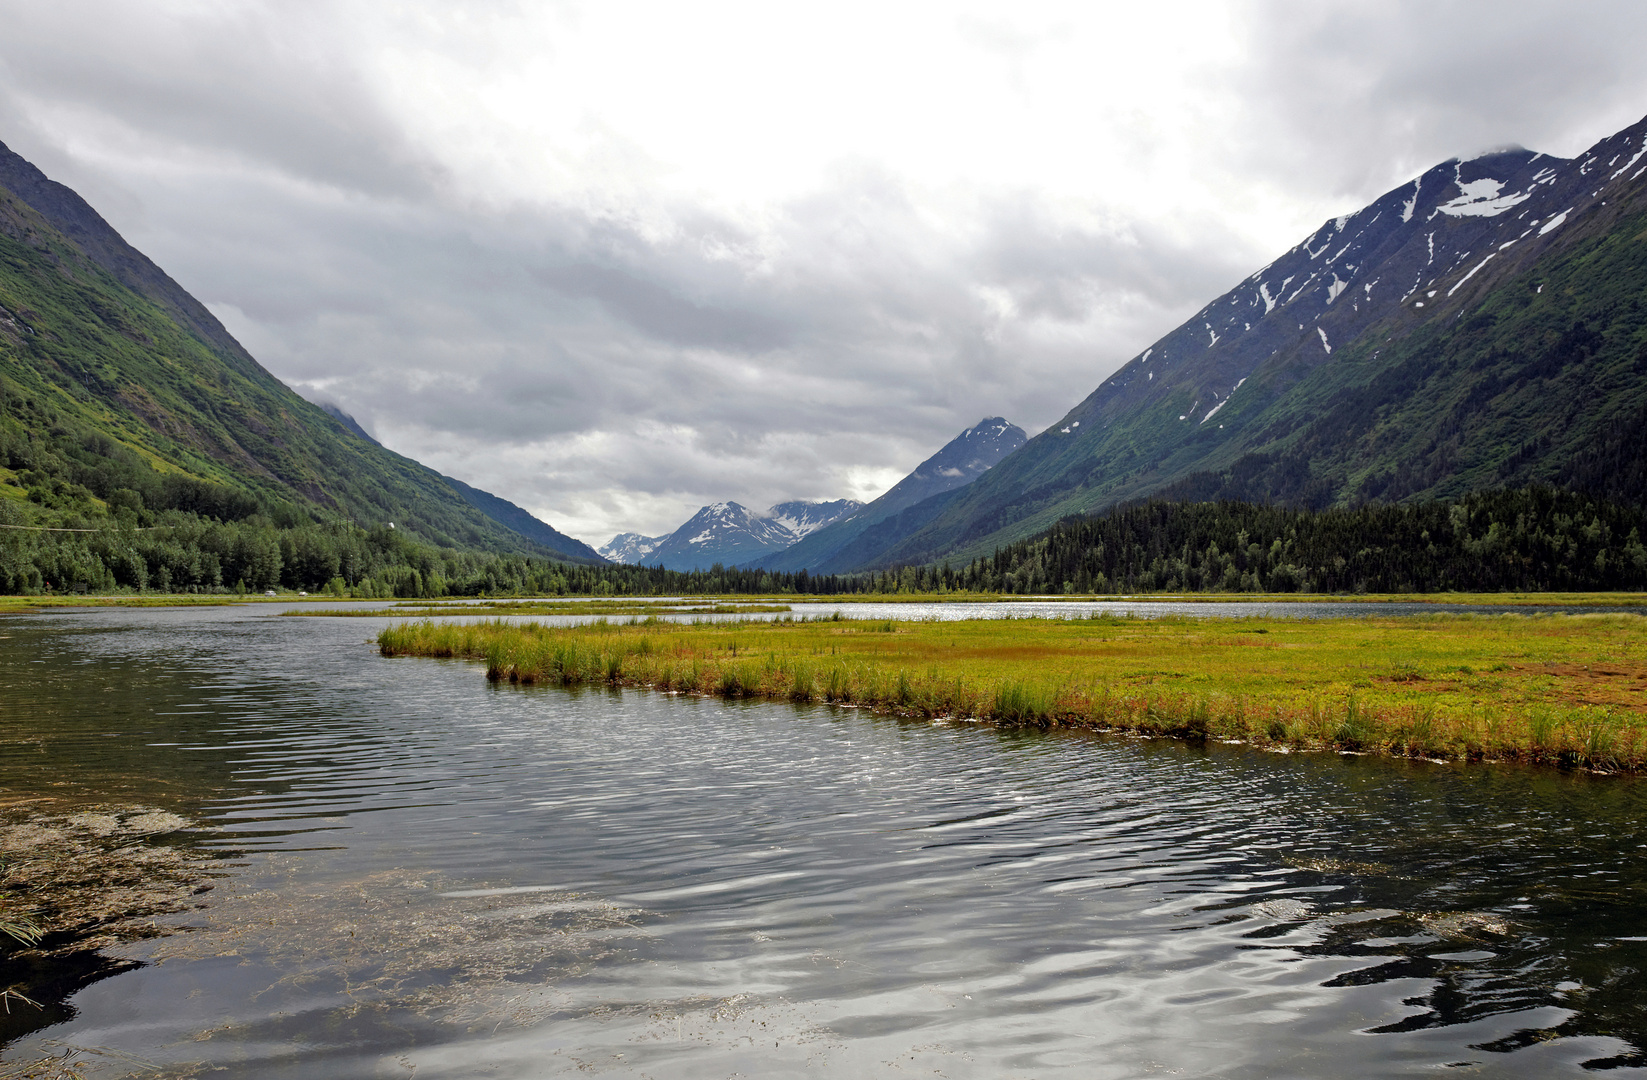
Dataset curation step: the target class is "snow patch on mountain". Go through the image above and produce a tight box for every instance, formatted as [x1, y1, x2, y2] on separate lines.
[1436, 176, 1532, 218]
[1539, 209, 1571, 235]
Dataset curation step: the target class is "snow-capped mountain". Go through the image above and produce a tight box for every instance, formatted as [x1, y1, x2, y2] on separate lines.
[597, 532, 664, 564]
[628, 499, 864, 571]
[824, 111, 1647, 570]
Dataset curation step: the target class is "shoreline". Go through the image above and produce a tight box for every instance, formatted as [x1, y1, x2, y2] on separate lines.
[3, 589, 1647, 615]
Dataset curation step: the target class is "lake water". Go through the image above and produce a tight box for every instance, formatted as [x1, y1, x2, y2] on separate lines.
[3, 603, 1646, 1077]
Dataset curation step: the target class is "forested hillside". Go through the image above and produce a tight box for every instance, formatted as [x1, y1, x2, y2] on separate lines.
[0, 138, 603, 567]
[929, 488, 1647, 595]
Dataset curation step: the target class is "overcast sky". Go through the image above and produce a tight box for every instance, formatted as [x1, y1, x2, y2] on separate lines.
[3, 1, 1646, 544]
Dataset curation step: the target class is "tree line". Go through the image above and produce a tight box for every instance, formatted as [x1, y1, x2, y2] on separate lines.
[0, 503, 874, 597]
[4, 483, 1645, 597]
[933, 486, 1647, 595]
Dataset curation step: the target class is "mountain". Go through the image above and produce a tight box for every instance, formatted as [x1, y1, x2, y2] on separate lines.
[598, 532, 664, 564]
[754, 417, 1027, 573]
[0, 138, 603, 564]
[638, 499, 863, 571]
[824, 113, 1647, 571]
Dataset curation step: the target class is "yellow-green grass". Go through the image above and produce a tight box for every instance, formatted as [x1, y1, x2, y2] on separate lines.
[378, 612, 1647, 771]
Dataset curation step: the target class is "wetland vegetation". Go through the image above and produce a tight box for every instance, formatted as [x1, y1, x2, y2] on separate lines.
[380, 611, 1647, 771]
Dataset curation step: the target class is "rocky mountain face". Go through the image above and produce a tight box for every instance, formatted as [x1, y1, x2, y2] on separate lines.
[0, 139, 604, 564]
[755, 417, 1027, 573]
[824, 113, 1647, 571]
[617, 499, 864, 570]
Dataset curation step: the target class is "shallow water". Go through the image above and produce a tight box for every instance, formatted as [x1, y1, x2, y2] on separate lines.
[3, 605, 1647, 1077]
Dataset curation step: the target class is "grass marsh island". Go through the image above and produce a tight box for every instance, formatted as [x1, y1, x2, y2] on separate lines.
[378, 611, 1647, 772]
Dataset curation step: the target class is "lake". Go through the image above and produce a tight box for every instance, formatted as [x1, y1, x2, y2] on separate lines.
[2, 602, 1645, 1077]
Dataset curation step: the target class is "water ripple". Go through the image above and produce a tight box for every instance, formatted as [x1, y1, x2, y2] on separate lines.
[3, 605, 1647, 1076]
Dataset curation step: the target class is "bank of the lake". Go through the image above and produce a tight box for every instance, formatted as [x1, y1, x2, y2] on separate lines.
[380, 612, 1647, 771]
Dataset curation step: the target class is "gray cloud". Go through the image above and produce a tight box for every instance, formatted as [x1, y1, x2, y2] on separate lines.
[1232, 1, 1647, 201]
[530, 260, 790, 350]
[1, 1, 1642, 543]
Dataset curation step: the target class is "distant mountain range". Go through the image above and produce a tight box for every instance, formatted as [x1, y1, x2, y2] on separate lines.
[600, 417, 1030, 573]
[808, 112, 1647, 572]
[0, 140, 604, 564]
[601, 498, 863, 571]
[753, 417, 1026, 573]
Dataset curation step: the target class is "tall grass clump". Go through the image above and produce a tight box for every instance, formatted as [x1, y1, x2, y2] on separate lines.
[1334, 695, 1375, 750]
[824, 664, 848, 703]
[789, 662, 815, 703]
[992, 681, 1052, 725]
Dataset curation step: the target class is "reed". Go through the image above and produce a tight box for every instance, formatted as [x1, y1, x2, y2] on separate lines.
[377, 611, 1647, 771]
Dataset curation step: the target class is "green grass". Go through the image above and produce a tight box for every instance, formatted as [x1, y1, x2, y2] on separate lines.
[378, 611, 1647, 771]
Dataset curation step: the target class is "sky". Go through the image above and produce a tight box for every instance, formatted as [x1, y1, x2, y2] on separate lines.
[3, 1, 1646, 546]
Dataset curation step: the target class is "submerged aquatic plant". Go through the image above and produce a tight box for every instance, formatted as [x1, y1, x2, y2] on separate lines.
[0, 914, 42, 946]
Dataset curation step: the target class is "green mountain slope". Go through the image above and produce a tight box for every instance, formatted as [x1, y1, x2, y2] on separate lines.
[0, 140, 602, 564]
[843, 114, 1647, 570]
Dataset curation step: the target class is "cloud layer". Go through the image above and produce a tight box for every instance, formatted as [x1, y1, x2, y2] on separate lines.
[3, 0, 1645, 543]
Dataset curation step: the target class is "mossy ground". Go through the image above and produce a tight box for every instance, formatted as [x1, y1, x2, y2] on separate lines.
[379, 611, 1647, 771]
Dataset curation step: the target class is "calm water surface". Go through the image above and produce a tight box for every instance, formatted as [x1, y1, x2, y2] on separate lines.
[2, 604, 1646, 1077]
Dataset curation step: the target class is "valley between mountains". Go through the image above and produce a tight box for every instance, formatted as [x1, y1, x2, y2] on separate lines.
[3, 114, 1647, 593]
